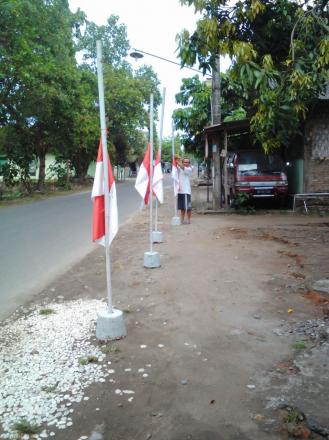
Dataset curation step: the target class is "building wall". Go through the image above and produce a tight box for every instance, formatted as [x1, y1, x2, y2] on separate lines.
[304, 103, 329, 193]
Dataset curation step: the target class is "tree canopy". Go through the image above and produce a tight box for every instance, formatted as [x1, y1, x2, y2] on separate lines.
[0, 0, 161, 191]
[176, 0, 329, 151]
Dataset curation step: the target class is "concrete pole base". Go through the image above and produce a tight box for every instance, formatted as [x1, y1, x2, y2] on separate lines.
[96, 308, 127, 341]
[144, 251, 161, 268]
[171, 216, 181, 226]
[152, 230, 163, 243]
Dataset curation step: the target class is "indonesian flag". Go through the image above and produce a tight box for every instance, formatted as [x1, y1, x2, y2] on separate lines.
[153, 149, 164, 203]
[92, 138, 118, 246]
[171, 155, 179, 196]
[135, 143, 151, 205]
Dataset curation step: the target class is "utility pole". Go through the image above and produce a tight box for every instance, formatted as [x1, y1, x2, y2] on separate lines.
[211, 55, 222, 209]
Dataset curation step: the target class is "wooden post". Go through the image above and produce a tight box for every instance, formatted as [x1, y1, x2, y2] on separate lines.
[211, 55, 222, 209]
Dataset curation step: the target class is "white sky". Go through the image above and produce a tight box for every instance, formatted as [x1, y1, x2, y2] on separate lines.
[69, 0, 230, 137]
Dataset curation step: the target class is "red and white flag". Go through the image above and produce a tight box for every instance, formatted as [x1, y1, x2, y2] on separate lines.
[171, 155, 179, 196]
[135, 143, 151, 205]
[153, 149, 164, 203]
[92, 138, 118, 246]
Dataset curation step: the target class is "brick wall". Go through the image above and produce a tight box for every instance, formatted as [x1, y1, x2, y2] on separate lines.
[304, 103, 329, 193]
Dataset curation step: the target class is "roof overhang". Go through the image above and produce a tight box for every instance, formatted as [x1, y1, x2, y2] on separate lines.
[204, 118, 250, 136]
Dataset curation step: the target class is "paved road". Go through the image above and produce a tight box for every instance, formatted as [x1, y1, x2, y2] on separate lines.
[0, 180, 142, 320]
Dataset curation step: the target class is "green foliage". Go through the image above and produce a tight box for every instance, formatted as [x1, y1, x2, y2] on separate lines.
[292, 341, 307, 350]
[223, 107, 247, 122]
[1, 2, 162, 188]
[79, 355, 99, 365]
[173, 76, 211, 154]
[231, 193, 255, 213]
[177, 0, 329, 152]
[282, 408, 304, 424]
[39, 308, 56, 316]
[0, 0, 79, 189]
[160, 136, 181, 162]
[48, 161, 71, 188]
[77, 15, 130, 70]
[11, 419, 41, 435]
[100, 345, 120, 354]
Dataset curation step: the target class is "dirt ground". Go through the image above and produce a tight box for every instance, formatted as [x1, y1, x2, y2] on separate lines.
[4, 198, 329, 440]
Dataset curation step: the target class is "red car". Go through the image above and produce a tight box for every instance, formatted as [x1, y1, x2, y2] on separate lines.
[227, 150, 288, 201]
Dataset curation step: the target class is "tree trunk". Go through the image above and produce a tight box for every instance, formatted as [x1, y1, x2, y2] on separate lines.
[37, 150, 46, 191]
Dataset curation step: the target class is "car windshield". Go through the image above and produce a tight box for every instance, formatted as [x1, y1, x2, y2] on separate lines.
[237, 151, 285, 176]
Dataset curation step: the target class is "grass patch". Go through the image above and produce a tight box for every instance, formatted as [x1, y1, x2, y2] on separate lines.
[292, 341, 307, 350]
[0, 182, 92, 208]
[100, 345, 120, 354]
[79, 355, 99, 366]
[39, 308, 55, 316]
[11, 419, 41, 435]
[41, 384, 57, 393]
[283, 408, 304, 424]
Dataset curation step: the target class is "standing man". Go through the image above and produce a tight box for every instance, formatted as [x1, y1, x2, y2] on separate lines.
[177, 157, 193, 224]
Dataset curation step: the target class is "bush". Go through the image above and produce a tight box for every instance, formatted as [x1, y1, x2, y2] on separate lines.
[231, 193, 255, 213]
[48, 161, 71, 188]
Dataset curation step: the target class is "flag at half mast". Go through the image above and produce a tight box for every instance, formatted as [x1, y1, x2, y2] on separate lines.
[135, 143, 151, 205]
[153, 149, 164, 203]
[92, 138, 118, 245]
[171, 155, 179, 196]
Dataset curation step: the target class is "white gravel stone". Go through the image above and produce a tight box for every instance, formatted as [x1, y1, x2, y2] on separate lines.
[0, 299, 111, 438]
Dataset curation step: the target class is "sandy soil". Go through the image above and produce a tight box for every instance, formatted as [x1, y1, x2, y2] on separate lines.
[4, 199, 329, 440]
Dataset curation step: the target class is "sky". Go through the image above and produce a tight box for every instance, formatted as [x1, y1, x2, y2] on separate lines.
[68, 0, 230, 137]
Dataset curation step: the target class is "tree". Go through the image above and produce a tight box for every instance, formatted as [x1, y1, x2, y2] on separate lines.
[177, 0, 329, 151]
[77, 15, 130, 70]
[160, 136, 182, 163]
[75, 17, 161, 169]
[0, 0, 80, 190]
[173, 73, 247, 154]
[1, 2, 162, 191]
[173, 76, 211, 155]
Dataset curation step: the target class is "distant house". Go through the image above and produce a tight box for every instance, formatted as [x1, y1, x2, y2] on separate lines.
[203, 87, 329, 203]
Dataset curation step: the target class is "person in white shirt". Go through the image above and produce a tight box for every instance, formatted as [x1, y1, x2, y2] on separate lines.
[177, 157, 193, 224]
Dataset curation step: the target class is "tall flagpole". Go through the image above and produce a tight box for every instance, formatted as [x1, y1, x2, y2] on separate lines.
[144, 94, 160, 268]
[149, 94, 154, 253]
[172, 122, 178, 218]
[155, 88, 166, 231]
[96, 40, 113, 314]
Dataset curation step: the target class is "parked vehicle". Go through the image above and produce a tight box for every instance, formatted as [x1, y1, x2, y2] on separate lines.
[227, 149, 288, 203]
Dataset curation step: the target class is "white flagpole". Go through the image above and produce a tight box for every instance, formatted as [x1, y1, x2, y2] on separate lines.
[149, 94, 154, 253]
[155, 88, 166, 231]
[172, 122, 178, 218]
[96, 40, 113, 314]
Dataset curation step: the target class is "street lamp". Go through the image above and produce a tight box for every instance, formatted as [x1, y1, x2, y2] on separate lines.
[130, 48, 205, 75]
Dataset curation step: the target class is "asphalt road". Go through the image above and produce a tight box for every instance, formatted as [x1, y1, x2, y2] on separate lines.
[0, 180, 142, 320]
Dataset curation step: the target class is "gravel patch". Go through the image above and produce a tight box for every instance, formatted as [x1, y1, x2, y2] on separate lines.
[0, 299, 112, 439]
